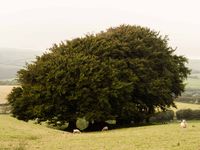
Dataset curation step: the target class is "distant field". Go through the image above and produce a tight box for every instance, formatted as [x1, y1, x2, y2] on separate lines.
[0, 115, 200, 150]
[186, 78, 200, 89]
[185, 74, 200, 89]
[0, 86, 16, 104]
[173, 102, 200, 111]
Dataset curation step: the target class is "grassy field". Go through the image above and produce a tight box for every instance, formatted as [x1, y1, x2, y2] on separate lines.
[0, 115, 200, 150]
[174, 102, 200, 110]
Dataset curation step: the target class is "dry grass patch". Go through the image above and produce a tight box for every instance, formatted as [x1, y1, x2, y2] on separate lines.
[0, 85, 18, 104]
[174, 102, 200, 111]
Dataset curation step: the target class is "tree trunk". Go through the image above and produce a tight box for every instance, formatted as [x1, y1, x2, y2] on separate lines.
[86, 121, 108, 131]
[66, 121, 76, 132]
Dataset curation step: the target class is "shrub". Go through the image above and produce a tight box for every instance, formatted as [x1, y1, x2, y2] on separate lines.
[149, 110, 174, 122]
[176, 109, 200, 120]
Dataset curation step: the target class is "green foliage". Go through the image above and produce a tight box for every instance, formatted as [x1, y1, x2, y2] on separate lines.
[176, 109, 200, 120]
[76, 117, 89, 130]
[8, 25, 190, 130]
[7, 87, 35, 121]
[149, 110, 174, 123]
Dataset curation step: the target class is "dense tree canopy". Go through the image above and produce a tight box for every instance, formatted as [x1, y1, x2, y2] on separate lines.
[8, 25, 190, 130]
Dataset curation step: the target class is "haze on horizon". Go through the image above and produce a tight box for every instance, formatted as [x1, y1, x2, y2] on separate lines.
[0, 0, 200, 59]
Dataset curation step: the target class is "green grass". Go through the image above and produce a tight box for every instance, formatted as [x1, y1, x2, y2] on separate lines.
[1, 86, 200, 149]
[1, 115, 200, 150]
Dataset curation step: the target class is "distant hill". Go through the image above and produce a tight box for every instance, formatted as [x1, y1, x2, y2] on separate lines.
[0, 48, 43, 80]
[187, 59, 200, 73]
[0, 48, 200, 81]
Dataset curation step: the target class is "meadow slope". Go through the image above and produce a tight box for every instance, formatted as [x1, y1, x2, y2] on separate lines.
[1, 115, 200, 150]
[1, 86, 200, 150]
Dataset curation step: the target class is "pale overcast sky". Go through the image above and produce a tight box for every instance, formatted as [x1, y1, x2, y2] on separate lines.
[0, 0, 200, 58]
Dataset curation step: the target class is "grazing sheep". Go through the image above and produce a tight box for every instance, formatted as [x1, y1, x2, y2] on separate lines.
[102, 126, 108, 131]
[180, 120, 187, 128]
[34, 118, 41, 125]
[73, 129, 81, 134]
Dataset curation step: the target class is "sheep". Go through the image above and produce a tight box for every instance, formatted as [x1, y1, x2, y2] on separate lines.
[180, 120, 187, 128]
[34, 118, 41, 125]
[102, 126, 108, 131]
[73, 129, 81, 134]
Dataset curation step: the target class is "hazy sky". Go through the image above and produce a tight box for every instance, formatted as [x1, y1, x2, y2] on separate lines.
[1, 0, 200, 58]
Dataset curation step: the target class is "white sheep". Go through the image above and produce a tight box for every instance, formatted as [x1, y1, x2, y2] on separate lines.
[73, 129, 81, 134]
[180, 120, 187, 128]
[102, 126, 108, 131]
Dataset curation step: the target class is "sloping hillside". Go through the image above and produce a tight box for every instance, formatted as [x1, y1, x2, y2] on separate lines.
[1, 115, 200, 150]
[0, 48, 43, 80]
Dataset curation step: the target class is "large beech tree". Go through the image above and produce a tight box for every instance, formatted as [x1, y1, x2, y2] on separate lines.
[8, 25, 190, 130]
